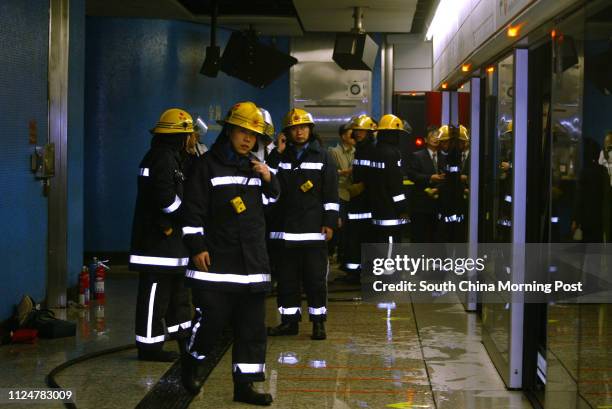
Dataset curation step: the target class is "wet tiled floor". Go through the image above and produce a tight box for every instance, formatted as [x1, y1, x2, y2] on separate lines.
[9, 266, 604, 408]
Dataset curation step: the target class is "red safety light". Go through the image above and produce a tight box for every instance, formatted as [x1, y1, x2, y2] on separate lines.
[415, 137, 425, 147]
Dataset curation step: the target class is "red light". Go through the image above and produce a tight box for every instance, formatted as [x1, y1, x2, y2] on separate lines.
[415, 137, 424, 147]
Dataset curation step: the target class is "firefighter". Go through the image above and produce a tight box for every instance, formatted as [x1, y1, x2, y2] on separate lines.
[129, 108, 195, 362]
[368, 114, 411, 244]
[266, 108, 339, 340]
[436, 124, 469, 242]
[180, 101, 278, 405]
[342, 115, 377, 282]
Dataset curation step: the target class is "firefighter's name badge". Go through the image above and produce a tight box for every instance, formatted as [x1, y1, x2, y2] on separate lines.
[230, 196, 246, 214]
[300, 180, 314, 192]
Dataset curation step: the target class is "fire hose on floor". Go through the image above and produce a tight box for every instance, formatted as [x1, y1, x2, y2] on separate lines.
[45, 288, 362, 409]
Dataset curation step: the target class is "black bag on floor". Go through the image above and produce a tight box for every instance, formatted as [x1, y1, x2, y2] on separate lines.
[25, 309, 76, 339]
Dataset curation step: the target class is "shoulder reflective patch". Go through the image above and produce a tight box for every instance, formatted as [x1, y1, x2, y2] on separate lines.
[139, 168, 150, 177]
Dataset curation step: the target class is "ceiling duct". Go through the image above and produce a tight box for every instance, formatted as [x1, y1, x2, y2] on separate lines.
[332, 7, 379, 71]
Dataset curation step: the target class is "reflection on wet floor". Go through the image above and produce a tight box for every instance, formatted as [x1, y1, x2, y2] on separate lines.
[546, 304, 612, 409]
[5, 268, 610, 408]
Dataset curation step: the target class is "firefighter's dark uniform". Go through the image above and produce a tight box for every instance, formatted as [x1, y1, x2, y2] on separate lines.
[129, 135, 192, 353]
[437, 126, 469, 243]
[344, 135, 376, 274]
[181, 138, 280, 384]
[368, 131, 409, 244]
[267, 138, 338, 323]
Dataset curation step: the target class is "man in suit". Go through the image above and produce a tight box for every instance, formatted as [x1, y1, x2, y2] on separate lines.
[406, 127, 445, 243]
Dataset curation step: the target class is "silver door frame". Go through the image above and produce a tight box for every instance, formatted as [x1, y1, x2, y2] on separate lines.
[47, 0, 70, 308]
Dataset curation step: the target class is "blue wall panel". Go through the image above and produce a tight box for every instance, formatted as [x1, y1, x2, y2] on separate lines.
[0, 0, 49, 319]
[85, 18, 291, 252]
[371, 33, 383, 121]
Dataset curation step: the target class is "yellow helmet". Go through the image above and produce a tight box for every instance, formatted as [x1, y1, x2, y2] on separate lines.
[218, 101, 266, 135]
[348, 114, 377, 131]
[437, 124, 469, 141]
[459, 125, 469, 141]
[500, 120, 513, 140]
[259, 107, 274, 142]
[437, 125, 450, 141]
[378, 114, 410, 133]
[282, 108, 314, 129]
[151, 108, 194, 134]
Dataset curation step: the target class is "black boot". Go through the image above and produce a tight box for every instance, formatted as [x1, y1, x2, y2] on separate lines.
[137, 348, 179, 362]
[267, 322, 298, 336]
[181, 352, 205, 394]
[234, 382, 273, 406]
[311, 322, 326, 340]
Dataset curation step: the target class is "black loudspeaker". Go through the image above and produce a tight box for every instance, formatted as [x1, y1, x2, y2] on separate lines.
[332, 33, 379, 71]
[201, 45, 221, 77]
[220, 31, 297, 88]
[587, 47, 612, 95]
[555, 35, 578, 72]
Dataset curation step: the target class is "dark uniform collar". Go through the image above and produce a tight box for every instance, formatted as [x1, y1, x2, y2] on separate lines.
[286, 138, 322, 158]
[211, 140, 254, 171]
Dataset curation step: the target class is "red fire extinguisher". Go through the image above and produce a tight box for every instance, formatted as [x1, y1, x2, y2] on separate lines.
[79, 266, 90, 306]
[94, 260, 109, 303]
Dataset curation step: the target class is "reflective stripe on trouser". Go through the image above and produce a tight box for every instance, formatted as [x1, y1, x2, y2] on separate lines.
[344, 218, 372, 277]
[371, 225, 403, 245]
[189, 290, 267, 383]
[135, 272, 192, 349]
[276, 247, 328, 323]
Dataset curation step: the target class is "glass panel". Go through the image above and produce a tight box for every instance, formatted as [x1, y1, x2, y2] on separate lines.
[576, 3, 612, 408]
[458, 81, 471, 232]
[481, 53, 515, 371]
[480, 54, 515, 244]
[546, 3, 612, 408]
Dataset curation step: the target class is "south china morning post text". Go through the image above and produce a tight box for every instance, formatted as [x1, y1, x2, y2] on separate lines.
[360, 244, 610, 303]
